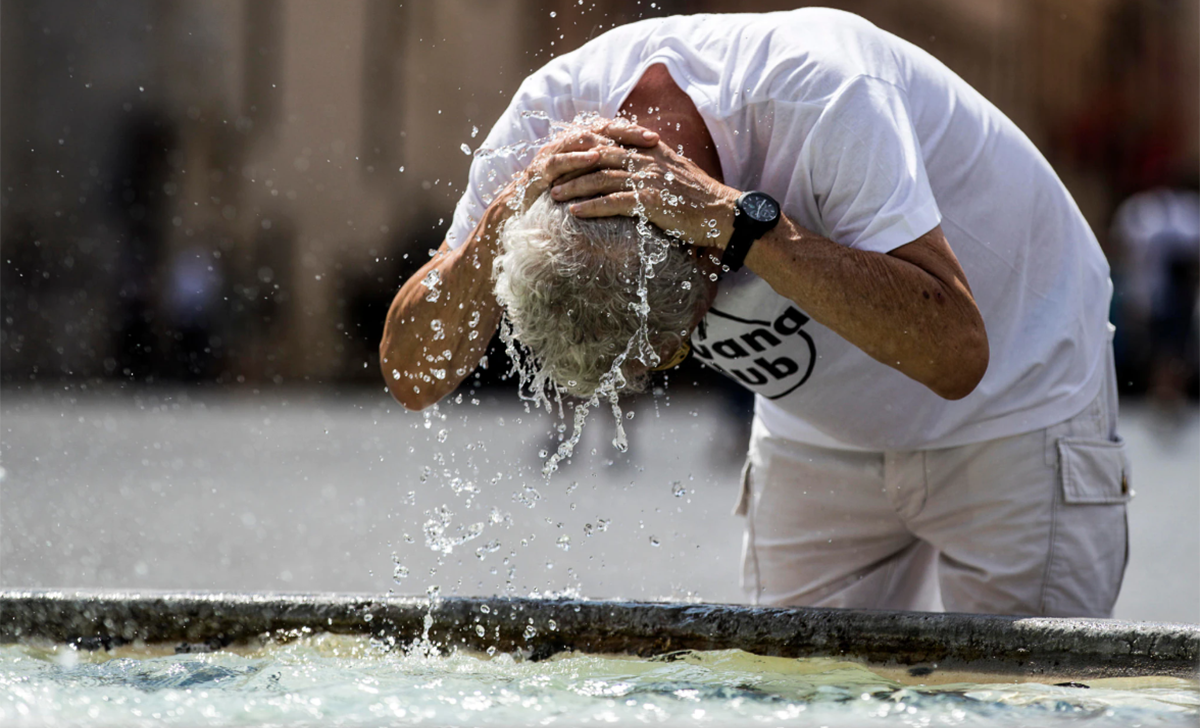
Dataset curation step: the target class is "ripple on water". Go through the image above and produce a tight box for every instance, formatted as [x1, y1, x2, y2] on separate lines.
[1, 638, 1197, 727]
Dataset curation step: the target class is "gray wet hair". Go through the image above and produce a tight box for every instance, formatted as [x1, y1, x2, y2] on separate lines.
[493, 194, 708, 398]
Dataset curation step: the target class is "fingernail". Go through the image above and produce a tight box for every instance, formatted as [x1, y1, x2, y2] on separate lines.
[642, 130, 657, 139]
[550, 185, 561, 197]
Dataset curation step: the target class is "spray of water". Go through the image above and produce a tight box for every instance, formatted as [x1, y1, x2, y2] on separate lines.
[401, 114, 683, 608]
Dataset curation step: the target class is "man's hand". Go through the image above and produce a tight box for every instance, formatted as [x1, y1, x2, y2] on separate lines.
[509, 120, 663, 212]
[547, 140, 739, 249]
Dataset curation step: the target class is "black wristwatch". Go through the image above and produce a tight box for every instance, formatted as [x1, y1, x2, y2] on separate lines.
[722, 191, 780, 272]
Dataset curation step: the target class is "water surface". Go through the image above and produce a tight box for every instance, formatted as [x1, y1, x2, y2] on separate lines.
[2, 635, 1196, 726]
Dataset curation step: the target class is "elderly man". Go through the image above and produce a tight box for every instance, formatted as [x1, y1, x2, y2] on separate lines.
[381, 9, 1129, 617]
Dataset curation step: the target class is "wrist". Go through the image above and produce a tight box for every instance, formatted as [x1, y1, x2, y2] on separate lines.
[470, 192, 520, 260]
[707, 185, 740, 250]
[722, 190, 781, 272]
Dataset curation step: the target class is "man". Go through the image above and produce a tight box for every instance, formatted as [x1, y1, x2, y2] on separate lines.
[1111, 186, 1200, 407]
[381, 9, 1129, 617]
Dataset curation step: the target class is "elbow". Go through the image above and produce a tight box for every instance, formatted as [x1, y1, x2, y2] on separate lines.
[380, 349, 440, 411]
[387, 381, 440, 412]
[931, 325, 989, 401]
[384, 375, 442, 411]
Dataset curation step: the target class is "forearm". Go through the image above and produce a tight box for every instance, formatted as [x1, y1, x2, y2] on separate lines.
[743, 219, 989, 399]
[380, 204, 509, 410]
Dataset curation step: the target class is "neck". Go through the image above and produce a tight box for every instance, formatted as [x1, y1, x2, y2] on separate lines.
[619, 64, 723, 183]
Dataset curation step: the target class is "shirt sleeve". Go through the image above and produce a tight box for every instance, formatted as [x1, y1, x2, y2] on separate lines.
[445, 108, 540, 250]
[801, 75, 941, 254]
[446, 83, 577, 250]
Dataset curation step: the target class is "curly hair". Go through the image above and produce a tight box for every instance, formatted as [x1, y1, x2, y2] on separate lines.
[493, 194, 709, 398]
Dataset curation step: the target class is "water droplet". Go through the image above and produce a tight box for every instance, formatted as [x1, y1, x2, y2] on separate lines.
[523, 625, 538, 640]
[671, 481, 686, 497]
[649, 536, 660, 547]
[474, 624, 486, 637]
[475, 539, 502, 560]
[548, 619, 558, 631]
[437, 428, 449, 443]
[549, 10, 557, 17]
[460, 143, 472, 156]
[480, 604, 491, 614]
[556, 535, 571, 551]
[422, 269, 442, 303]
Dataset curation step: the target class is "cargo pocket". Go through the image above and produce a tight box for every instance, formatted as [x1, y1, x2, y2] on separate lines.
[1042, 437, 1132, 617]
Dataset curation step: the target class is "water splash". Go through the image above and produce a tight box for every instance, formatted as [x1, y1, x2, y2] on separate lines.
[422, 269, 442, 302]
[489, 114, 683, 477]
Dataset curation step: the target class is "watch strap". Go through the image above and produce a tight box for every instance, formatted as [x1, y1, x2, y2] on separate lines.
[721, 224, 756, 273]
[722, 191, 779, 273]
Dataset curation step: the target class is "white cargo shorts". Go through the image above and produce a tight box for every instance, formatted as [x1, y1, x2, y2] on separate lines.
[737, 354, 1131, 617]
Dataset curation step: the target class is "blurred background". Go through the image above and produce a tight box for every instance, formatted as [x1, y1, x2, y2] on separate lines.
[1, 0, 1197, 622]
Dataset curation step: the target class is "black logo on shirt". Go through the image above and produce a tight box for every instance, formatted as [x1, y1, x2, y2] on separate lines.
[692, 306, 816, 399]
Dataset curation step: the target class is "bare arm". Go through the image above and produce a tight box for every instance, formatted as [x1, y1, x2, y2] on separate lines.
[555, 142, 989, 400]
[380, 122, 662, 410]
[742, 220, 988, 400]
[379, 207, 508, 411]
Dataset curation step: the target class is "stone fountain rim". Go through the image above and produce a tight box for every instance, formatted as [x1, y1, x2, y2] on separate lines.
[1, 589, 1196, 679]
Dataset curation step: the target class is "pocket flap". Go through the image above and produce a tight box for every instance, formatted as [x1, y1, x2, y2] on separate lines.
[1058, 437, 1131, 504]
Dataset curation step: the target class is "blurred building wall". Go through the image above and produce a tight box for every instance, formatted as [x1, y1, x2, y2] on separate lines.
[2, 0, 1196, 387]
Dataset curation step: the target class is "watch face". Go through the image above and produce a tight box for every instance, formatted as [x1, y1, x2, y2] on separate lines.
[741, 192, 780, 223]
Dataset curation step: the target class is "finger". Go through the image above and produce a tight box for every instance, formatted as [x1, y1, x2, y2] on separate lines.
[548, 165, 595, 187]
[592, 145, 643, 168]
[551, 169, 633, 201]
[552, 146, 635, 181]
[594, 119, 659, 148]
[541, 149, 601, 180]
[553, 130, 611, 153]
[569, 191, 640, 219]
[545, 145, 640, 186]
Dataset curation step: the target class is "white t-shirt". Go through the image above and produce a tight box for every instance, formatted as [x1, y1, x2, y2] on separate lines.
[448, 9, 1113, 451]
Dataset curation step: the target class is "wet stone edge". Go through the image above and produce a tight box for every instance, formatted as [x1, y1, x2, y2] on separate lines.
[0, 590, 1196, 679]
